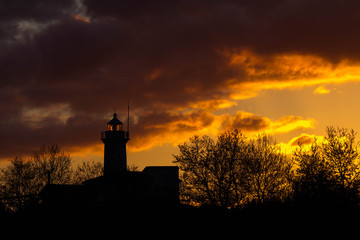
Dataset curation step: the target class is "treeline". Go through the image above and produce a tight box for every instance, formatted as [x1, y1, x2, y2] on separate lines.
[0, 145, 103, 212]
[2, 126, 360, 215]
[173, 126, 360, 211]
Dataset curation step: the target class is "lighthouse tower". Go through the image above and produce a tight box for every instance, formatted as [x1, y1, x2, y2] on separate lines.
[101, 112, 129, 176]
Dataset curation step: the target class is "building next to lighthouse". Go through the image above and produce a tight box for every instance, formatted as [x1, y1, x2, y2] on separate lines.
[40, 111, 180, 207]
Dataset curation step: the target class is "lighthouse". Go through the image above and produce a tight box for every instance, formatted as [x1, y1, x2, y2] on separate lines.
[40, 108, 180, 207]
[101, 112, 129, 176]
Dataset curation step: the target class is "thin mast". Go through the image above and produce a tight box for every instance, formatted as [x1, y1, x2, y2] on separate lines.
[127, 100, 130, 138]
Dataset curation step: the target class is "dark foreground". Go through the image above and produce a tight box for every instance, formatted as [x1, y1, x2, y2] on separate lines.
[1, 201, 360, 235]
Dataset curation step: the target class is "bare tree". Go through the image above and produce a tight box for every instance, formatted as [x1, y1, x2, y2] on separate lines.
[243, 134, 294, 204]
[213, 130, 248, 208]
[72, 161, 104, 184]
[293, 126, 360, 204]
[173, 130, 293, 208]
[0, 144, 73, 212]
[0, 157, 37, 211]
[174, 131, 250, 208]
[322, 126, 360, 189]
[293, 138, 333, 201]
[173, 134, 217, 206]
[31, 144, 73, 187]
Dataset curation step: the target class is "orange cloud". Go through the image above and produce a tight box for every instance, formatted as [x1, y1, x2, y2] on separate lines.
[224, 112, 316, 135]
[268, 116, 316, 135]
[128, 110, 221, 152]
[187, 99, 237, 111]
[128, 110, 316, 152]
[278, 134, 325, 155]
[289, 134, 315, 146]
[224, 50, 360, 99]
[313, 86, 330, 95]
[71, 14, 91, 23]
[68, 143, 103, 164]
[223, 111, 270, 132]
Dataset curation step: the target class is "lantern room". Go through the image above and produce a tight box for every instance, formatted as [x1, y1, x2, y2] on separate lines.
[107, 113, 123, 131]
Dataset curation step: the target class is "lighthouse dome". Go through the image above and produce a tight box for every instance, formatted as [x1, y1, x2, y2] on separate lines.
[107, 113, 123, 131]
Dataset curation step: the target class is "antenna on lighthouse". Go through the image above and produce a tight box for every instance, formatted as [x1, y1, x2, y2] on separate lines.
[127, 100, 130, 139]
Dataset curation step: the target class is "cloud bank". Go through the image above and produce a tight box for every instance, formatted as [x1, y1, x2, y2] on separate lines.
[1, 0, 359, 158]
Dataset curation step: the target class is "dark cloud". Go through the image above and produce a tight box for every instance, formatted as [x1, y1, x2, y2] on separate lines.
[84, 0, 360, 62]
[0, 111, 105, 158]
[230, 112, 269, 132]
[244, 0, 360, 62]
[1, 0, 360, 158]
[129, 110, 215, 150]
[290, 134, 314, 147]
[0, 0, 74, 21]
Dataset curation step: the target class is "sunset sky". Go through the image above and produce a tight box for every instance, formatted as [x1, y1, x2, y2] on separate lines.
[2, 0, 360, 170]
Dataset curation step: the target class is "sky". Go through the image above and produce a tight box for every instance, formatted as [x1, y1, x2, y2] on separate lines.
[2, 0, 360, 170]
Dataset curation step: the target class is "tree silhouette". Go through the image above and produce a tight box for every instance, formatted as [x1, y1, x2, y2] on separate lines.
[323, 126, 360, 190]
[293, 126, 360, 205]
[173, 130, 293, 208]
[0, 144, 72, 212]
[1, 126, 360, 216]
[0, 156, 37, 211]
[32, 144, 73, 186]
[243, 134, 293, 204]
[293, 138, 335, 203]
[213, 130, 248, 208]
[173, 130, 247, 208]
[72, 161, 104, 184]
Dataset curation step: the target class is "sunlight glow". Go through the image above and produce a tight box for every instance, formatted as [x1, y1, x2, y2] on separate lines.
[187, 99, 237, 111]
[225, 50, 360, 99]
[71, 14, 91, 23]
[313, 86, 331, 94]
[128, 110, 316, 152]
[268, 116, 316, 134]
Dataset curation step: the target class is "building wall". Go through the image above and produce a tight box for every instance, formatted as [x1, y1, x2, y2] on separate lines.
[142, 166, 180, 205]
